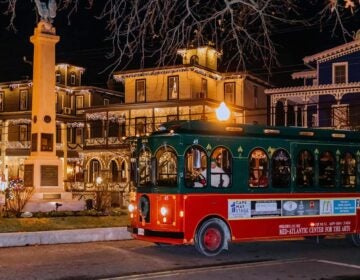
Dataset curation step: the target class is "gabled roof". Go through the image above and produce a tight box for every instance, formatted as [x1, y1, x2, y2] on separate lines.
[303, 38, 360, 64]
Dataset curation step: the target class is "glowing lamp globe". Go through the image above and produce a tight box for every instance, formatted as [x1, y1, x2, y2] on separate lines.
[216, 102, 230, 121]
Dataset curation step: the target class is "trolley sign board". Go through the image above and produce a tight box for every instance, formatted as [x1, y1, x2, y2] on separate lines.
[228, 198, 357, 220]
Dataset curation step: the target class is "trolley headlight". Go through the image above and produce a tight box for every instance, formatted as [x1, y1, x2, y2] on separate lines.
[128, 203, 135, 213]
[160, 206, 168, 216]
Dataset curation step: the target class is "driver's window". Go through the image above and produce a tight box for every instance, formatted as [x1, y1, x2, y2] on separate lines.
[184, 146, 207, 188]
[156, 146, 177, 187]
[138, 148, 151, 186]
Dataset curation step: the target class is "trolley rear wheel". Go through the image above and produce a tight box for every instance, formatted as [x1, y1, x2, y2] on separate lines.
[194, 218, 227, 257]
[349, 233, 360, 247]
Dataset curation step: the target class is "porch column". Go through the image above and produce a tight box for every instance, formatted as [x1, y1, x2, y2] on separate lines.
[294, 106, 298, 127]
[303, 104, 308, 128]
[284, 100, 288, 127]
[61, 122, 68, 180]
[1, 120, 8, 174]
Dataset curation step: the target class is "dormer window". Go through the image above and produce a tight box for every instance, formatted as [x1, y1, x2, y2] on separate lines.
[70, 72, 76, 85]
[190, 55, 199, 65]
[332, 62, 348, 84]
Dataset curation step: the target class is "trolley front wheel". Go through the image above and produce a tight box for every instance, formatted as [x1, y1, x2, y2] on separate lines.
[194, 218, 227, 257]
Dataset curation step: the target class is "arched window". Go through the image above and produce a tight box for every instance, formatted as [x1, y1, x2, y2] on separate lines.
[249, 149, 269, 188]
[156, 146, 177, 187]
[184, 146, 207, 188]
[210, 147, 232, 188]
[296, 150, 314, 187]
[271, 149, 291, 187]
[319, 151, 335, 187]
[110, 160, 119, 182]
[138, 148, 151, 186]
[190, 55, 199, 65]
[89, 159, 100, 183]
[340, 152, 356, 188]
[120, 160, 127, 182]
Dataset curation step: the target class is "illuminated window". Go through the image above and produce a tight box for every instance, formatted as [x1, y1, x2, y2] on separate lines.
[89, 159, 100, 183]
[19, 125, 28, 142]
[184, 146, 207, 188]
[332, 62, 348, 84]
[249, 149, 269, 188]
[76, 95, 84, 109]
[210, 147, 232, 188]
[20, 90, 28, 111]
[296, 150, 314, 187]
[340, 152, 356, 188]
[168, 76, 179, 100]
[156, 146, 178, 187]
[135, 79, 146, 102]
[224, 82, 235, 104]
[319, 151, 335, 187]
[135, 117, 146, 136]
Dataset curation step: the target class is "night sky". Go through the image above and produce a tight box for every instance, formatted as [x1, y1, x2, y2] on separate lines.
[0, 3, 360, 88]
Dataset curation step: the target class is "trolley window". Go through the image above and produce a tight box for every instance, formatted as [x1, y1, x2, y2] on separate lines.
[249, 149, 269, 188]
[272, 149, 291, 188]
[296, 150, 314, 187]
[156, 146, 177, 187]
[184, 146, 207, 188]
[340, 152, 356, 188]
[210, 147, 232, 188]
[319, 151, 335, 188]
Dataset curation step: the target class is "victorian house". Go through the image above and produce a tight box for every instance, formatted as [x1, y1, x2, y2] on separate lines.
[265, 34, 360, 129]
[0, 63, 123, 192]
[81, 46, 269, 191]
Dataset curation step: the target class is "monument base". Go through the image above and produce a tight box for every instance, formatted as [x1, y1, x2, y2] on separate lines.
[23, 156, 84, 212]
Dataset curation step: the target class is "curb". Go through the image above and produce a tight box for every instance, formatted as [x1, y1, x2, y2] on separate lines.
[0, 227, 132, 248]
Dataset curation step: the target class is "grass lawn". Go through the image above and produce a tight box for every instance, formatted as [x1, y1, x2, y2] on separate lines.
[0, 215, 129, 233]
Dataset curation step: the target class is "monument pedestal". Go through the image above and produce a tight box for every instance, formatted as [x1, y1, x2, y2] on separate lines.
[22, 21, 84, 212]
[23, 156, 82, 212]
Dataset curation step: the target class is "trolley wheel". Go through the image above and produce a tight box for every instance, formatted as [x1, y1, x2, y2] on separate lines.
[195, 218, 227, 257]
[349, 233, 360, 247]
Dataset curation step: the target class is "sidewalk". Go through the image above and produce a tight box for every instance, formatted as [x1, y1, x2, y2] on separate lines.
[0, 227, 132, 248]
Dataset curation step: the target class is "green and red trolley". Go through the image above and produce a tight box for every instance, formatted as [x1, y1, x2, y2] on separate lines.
[127, 120, 360, 256]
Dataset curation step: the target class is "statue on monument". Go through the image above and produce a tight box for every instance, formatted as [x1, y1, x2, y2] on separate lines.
[34, 0, 57, 23]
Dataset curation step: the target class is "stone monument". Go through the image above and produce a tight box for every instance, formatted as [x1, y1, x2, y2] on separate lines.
[23, 2, 76, 211]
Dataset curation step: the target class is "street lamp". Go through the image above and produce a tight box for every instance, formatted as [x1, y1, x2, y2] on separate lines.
[216, 102, 231, 121]
[96, 176, 103, 185]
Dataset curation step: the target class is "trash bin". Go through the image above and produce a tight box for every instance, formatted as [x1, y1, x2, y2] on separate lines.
[86, 199, 93, 210]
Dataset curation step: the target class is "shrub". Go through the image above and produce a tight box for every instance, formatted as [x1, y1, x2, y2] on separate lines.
[5, 178, 34, 217]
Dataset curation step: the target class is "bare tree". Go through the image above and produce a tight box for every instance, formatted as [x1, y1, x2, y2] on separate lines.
[1, 0, 359, 74]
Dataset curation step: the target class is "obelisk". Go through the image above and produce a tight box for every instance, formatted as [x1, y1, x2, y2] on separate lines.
[24, 20, 64, 201]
